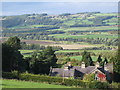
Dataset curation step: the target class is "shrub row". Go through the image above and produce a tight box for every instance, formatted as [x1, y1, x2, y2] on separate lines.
[19, 73, 87, 88]
[2, 71, 18, 79]
[2, 72, 110, 89]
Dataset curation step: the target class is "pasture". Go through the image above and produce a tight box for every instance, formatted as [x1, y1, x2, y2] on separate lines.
[69, 55, 104, 61]
[56, 26, 117, 31]
[2, 79, 71, 88]
[49, 33, 117, 39]
[56, 49, 116, 53]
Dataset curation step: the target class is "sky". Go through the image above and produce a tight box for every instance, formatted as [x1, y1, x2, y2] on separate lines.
[1, 0, 120, 2]
[1, 2, 119, 16]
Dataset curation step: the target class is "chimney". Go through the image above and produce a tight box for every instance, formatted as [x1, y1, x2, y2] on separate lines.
[95, 62, 100, 68]
[104, 62, 108, 71]
[67, 62, 72, 67]
[81, 62, 85, 68]
[67, 62, 72, 69]
[104, 64, 108, 71]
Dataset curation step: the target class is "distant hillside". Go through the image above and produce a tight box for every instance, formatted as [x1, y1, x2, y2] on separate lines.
[1, 12, 118, 47]
[1, 12, 117, 28]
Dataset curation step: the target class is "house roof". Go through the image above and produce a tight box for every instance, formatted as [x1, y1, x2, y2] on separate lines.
[51, 68, 75, 77]
[50, 64, 112, 77]
[73, 66, 97, 74]
[105, 63, 113, 73]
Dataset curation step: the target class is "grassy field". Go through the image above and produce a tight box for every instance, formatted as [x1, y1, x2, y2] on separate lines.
[56, 49, 116, 53]
[59, 26, 117, 31]
[20, 49, 117, 58]
[69, 55, 101, 61]
[19, 50, 35, 54]
[10, 25, 53, 29]
[49, 33, 117, 39]
[2, 79, 71, 88]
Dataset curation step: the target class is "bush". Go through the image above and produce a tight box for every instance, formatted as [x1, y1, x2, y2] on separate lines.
[19, 73, 63, 85]
[111, 82, 120, 88]
[19, 73, 86, 87]
[2, 72, 111, 88]
[83, 74, 95, 82]
[2, 71, 18, 79]
[88, 81, 109, 89]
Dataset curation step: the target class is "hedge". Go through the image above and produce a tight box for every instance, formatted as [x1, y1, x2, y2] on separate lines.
[2, 71, 18, 79]
[2, 72, 110, 89]
[19, 73, 87, 87]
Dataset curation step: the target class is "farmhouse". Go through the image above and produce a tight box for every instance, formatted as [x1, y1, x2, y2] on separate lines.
[50, 62, 113, 82]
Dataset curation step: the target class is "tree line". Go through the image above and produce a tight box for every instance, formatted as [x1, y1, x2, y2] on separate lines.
[2, 36, 120, 82]
[2, 36, 57, 74]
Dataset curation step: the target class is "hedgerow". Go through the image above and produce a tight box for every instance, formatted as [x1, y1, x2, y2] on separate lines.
[2, 72, 112, 89]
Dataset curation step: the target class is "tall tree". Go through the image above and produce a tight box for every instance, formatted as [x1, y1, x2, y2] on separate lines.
[29, 46, 57, 74]
[97, 55, 102, 63]
[81, 51, 94, 67]
[104, 57, 108, 64]
[5, 36, 21, 50]
[2, 37, 23, 72]
[113, 44, 120, 82]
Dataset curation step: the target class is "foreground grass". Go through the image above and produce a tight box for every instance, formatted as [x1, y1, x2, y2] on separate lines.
[2, 79, 71, 88]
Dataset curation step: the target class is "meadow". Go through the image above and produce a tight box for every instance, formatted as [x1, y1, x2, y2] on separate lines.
[49, 26, 117, 31]
[2, 79, 71, 88]
[69, 56, 98, 61]
[49, 33, 117, 39]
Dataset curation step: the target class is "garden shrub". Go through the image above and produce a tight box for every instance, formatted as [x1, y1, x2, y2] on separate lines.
[88, 81, 109, 89]
[19, 73, 86, 87]
[83, 73, 95, 82]
[2, 71, 18, 79]
[111, 82, 120, 88]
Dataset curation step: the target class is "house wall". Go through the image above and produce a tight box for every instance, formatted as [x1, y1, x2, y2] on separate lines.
[97, 72, 106, 82]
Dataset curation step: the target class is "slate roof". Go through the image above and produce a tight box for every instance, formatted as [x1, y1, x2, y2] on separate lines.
[50, 66, 104, 77]
[106, 63, 113, 73]
[72, 66, 97, 74]
[50, 68, 75, 77]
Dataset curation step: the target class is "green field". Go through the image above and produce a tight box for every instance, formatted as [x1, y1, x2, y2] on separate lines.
[49, 33, 117, 39]
[69, 56, 101, 61]
[69, 56, 98, 61]
[94, 13, 117, 16]
[19, 49, 117, 59]
[2, 79, 71, 88]
[19, 50, 35, 54]
[10, 25, 53, 29]
[56, 49, 116, 53]
[48, 26, 117, 32]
